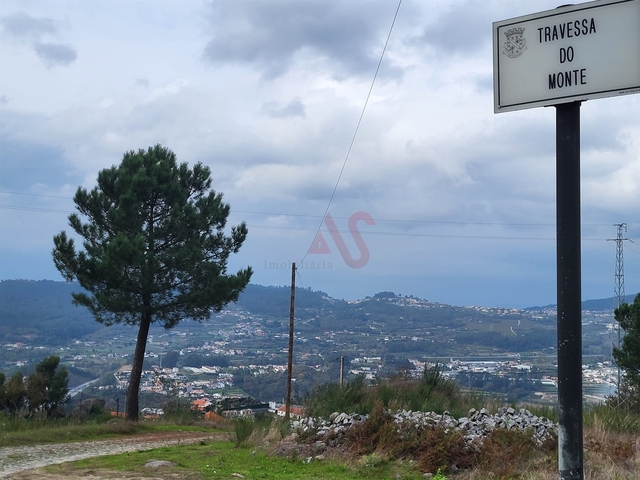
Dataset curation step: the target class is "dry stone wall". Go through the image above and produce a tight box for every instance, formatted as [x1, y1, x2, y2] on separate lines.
[292, 407, 556, 447]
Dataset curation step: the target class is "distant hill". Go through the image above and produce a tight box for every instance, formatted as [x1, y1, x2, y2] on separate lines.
[525, 293, 638, 312]
[0, 280, 346, 345]
[0, 280, 99, 344]
[235, 283, 346, 319]
[2, 279, 629, 347]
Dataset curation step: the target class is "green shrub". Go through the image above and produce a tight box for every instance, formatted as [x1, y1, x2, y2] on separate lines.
[304, 364, 476, 419]
[163, 398, 198, 425]
[433, 468, 447, 480]
[234, 417, 255, 446]
[303, 375, 370, 419]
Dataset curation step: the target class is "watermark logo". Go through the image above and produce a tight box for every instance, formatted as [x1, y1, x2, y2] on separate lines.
[307, 211, 375, 268]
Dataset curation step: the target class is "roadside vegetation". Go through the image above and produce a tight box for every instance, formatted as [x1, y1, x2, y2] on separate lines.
[303, 364, 482, 419]
[0, 408, 223, 448]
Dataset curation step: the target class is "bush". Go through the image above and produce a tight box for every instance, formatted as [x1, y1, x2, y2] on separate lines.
[304, 364, 474, 419]
[303, 375, 370, 419]
[163, 398, 198, 425]
[234, 417, 255, 446]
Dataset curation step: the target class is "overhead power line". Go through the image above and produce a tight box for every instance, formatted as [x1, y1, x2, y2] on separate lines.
[0, 192, 629, 229]
[0, 190, 73, 200]
[299, 0, 403, 266]
[0, 204, 622, 243]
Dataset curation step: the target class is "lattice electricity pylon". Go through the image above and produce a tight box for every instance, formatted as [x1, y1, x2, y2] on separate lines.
[607, 223, 629, 406]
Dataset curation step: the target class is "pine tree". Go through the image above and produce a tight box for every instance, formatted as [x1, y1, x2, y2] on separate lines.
[52, 145, 252, 421]
[26, 355, 70, 415]
[613, 293, 640, 411]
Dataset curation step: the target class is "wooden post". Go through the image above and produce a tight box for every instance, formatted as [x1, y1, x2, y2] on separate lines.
[285, 262, 296, 420]
[340, 356, 345, 387]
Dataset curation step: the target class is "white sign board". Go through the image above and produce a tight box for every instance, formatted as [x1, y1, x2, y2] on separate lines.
[493, 0, 640, 113]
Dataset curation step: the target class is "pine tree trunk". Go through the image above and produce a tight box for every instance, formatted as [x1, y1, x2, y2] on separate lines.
[126, 311, 152, 421]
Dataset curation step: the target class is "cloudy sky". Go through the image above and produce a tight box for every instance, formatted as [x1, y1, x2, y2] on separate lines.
[1, 0, 638, 309]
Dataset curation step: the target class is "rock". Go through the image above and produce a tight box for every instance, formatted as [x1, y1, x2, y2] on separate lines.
[145, 460, 176, 468]
[289, 405, 557, 451]
[334, 413, 348, 424]
[71, 398, 106, 418]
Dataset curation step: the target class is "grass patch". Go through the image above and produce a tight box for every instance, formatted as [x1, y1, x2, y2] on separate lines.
[584, 403, 640, 434]
[42, 441, 427, 479]
[0, 411, 225, 447]
[0, 418, 144, 447]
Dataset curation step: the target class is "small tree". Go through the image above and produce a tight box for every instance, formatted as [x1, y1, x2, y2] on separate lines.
[0, 373, 6, 411]
[162, 350, 180, 369]
[52, 145, 252, 421]
[612, 293, 640, 411]
[26, 372, 48, 415]
[3, 372, 26, 414]
[26, 355, 70, 416]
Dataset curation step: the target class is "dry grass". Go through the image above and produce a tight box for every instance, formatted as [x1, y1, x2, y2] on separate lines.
[450, 412, 640, 479]
[582, 420, 640, 480]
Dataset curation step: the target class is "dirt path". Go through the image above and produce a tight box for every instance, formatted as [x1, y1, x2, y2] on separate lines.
[0, 431, 224, 479]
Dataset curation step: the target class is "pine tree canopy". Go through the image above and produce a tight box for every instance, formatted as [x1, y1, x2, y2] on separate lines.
[52, 145, 252, 421]
[52, 145, 253, 329]
[613, 293, 640, 386]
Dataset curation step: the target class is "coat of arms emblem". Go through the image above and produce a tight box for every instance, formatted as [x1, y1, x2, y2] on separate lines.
[503, 27, 527, 58]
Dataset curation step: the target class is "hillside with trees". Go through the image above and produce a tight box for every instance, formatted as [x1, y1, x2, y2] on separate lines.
[0, 280, 100, 344]
[1, 280, 628, 353]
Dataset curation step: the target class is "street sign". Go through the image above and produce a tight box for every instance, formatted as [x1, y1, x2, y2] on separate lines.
[493, 0, 640, 113]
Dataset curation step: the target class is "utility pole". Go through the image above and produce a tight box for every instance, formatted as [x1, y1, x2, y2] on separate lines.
[607, 223, 629, 397]
[285, 263, 296, 420]
[340, 356, 345, 387]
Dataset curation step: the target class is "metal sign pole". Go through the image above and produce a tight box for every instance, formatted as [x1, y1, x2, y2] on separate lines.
[493, 2, 639, 477]
[555, 101, 584, 480]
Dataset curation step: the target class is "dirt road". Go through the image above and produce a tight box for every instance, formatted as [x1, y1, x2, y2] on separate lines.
[0, 431, 222, 479]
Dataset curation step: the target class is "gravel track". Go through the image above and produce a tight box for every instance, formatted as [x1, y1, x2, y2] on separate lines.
[0, 431, 221, 478]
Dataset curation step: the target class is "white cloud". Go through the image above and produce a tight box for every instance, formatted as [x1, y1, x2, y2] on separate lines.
[147, 79, 189, 102]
